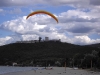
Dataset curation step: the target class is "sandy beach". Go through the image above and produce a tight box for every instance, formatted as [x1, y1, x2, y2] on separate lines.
[0, 67, 100, 75]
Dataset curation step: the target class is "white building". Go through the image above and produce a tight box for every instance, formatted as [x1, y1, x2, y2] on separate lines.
[45, 37, 49, 41]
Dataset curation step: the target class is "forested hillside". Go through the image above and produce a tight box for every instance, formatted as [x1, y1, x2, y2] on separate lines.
[0, 41, 100, 68]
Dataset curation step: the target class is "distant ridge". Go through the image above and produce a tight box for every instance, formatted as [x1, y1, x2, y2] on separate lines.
[85, 43, 100, 48]
[0, 41, 100, 66]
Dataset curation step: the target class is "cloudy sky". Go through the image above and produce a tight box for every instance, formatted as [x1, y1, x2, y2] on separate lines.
[0, 0, 100, 45]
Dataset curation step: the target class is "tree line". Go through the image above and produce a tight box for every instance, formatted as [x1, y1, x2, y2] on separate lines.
[0, 41, 100, 69]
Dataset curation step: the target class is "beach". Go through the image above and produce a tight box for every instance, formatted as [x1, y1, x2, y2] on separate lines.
[0, 67, 100, 75]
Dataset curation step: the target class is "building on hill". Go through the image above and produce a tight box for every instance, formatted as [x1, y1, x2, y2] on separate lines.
[16, 37, 61, 43]
[45, 37, 49, 41]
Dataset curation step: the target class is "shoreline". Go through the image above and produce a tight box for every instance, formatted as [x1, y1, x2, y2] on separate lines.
[0, 67, 100, 75]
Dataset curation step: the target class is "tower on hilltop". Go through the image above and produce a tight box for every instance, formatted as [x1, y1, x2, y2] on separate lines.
[45, 37, 49, 41]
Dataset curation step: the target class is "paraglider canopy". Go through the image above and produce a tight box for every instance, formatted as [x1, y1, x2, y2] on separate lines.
[26, 10, 58, 23]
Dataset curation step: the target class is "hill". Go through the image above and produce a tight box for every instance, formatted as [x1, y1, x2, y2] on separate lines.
[85, 43, 100, 48]
[0, 41, 100, 66]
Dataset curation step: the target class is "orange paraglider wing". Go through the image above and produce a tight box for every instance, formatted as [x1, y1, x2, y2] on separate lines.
[26, 10, 58, 23]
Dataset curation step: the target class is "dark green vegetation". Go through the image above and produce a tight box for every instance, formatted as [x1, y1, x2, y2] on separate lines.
[0, 41, 100, 69]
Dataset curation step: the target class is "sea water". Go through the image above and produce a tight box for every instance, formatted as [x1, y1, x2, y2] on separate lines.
[0, 66, 34, 74]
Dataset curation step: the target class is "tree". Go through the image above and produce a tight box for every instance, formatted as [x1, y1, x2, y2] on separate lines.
[73, 53, 84, 67]
[82, 50, 98, 68]
[39, 37, 42, 42]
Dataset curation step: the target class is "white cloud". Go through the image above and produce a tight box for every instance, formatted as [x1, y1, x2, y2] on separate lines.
[73, 36, 100, 45]
[57, 9, 100, 37]
[59, 9, 100, 22]
[1, 0, 100, 45]
[0, 36, 14, 45]
[21, 34, 39, 41]
[0, 8, 100, 45]
[74, 36, 91, 44]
